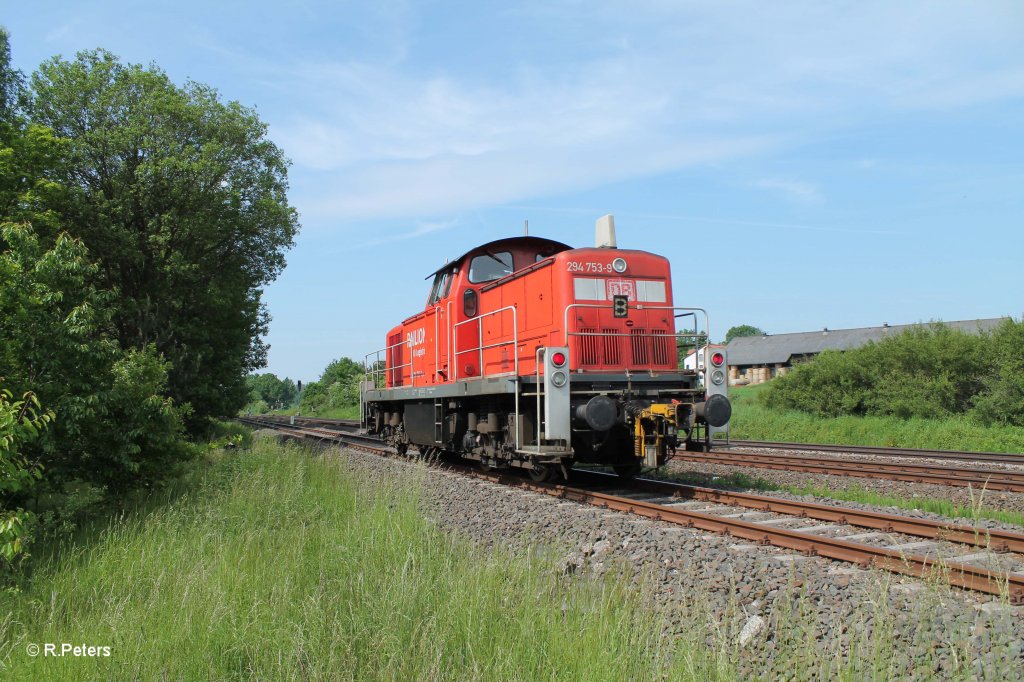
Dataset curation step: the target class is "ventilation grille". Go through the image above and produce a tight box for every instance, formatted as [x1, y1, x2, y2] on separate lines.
[630, 328, 649, 365]
[578, 328, 600, 366]
[602, 328, 621, 365]
[652, 329, 672, 366]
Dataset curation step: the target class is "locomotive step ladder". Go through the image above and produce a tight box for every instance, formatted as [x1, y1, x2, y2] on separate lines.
[434, 399, 444, 444]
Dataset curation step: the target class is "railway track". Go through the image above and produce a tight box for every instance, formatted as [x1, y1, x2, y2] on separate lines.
[673, 451, 1024, 492]
[729, 439, 1024, 466]
[250, 416, 1024, 490]
[239, 416, 1024, 603]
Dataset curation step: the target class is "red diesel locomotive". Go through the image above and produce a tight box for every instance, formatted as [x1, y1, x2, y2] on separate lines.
[361, 215, 731, 480]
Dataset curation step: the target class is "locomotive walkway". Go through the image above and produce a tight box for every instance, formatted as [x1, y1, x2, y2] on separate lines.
[240, 415, 1024, 603]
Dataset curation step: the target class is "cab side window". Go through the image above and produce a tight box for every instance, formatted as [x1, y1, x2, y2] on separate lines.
[468, 251, 513, 284]
[441, 268, 455, 297]
[427, 271, 449, 306]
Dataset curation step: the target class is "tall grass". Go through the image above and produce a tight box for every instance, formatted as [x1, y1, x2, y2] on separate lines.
[2, 439, 1018, 680]
[727, 385, 1024, 453]
[0, 440, 715, 680]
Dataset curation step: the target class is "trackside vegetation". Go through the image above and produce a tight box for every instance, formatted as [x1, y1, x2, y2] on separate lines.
[728, 384, 1024, 453]
[761, 320, 1024, 427]
[0, 26, 297, 569]
[244, 357, 365, 419]
[0, 439, 702, 680]
[5, 437, 1008, 680]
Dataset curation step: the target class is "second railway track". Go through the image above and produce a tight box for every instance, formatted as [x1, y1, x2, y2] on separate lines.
[729, 439, 1024, 466]
[673, 451, 1024, 491]
[240, 415, 1024, 603]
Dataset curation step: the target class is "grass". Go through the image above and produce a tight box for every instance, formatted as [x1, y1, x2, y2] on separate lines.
[1, 437, 1019, 679]
[0, 438, 720, 680]
[725, 384, 1024, 453]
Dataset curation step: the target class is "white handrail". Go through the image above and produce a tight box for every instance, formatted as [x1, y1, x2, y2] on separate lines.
[452, 305, 519, 382]
[453, 305, 520, 450]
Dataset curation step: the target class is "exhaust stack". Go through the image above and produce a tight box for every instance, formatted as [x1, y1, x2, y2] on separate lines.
[595, 214, 617, 248]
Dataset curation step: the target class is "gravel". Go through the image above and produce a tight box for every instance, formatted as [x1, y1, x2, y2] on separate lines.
[322, 442, 1024, 680]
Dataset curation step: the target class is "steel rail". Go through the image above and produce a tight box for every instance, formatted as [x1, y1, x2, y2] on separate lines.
[673, 451, 1024, 492]
[236, 417, 1024, 602]
[487, 473, 1024, 602]
[571, 470, 1024, 554]
[729, 440, 1024, 466]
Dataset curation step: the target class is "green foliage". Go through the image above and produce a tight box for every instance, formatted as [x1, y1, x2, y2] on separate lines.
[724, 324, 765, 344]
[0, 28, 24, 123]
[244, 373, 297, 411]
[0, 223, 190, 496]
[728, 384, 1024, 453]
[28, 48, 299, 427]
[762, 323, 999, 421]
[295, 357, 363, 415]
[972, 319, 1024, 426]
[0, 385, 51, 566]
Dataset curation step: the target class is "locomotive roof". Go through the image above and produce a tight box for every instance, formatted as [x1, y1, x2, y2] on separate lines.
[427, 236, 572, 278]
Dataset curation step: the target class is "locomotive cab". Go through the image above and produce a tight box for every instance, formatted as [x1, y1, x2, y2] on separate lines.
[362, 217, 730, 481]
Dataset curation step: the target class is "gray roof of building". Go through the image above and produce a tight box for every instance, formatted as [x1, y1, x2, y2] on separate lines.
[727, 318, 1010, 367]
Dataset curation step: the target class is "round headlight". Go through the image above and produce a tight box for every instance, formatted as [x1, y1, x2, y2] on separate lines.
[612, 258, 627, 273]
[711, 370, 725, 385]
[552, 371, 568, 387]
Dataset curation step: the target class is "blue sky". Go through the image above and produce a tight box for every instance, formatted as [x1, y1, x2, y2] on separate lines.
[6, 2, 1023, 383]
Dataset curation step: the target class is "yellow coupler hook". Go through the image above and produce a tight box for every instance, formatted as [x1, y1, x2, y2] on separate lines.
[633, 404, 677, 466]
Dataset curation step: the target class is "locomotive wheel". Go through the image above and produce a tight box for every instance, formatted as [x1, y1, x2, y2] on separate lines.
[479, 457, 494, 472]
[528, 464, 552, 482]
[613, 464, 642, 479]
[395, 442, 408, 456]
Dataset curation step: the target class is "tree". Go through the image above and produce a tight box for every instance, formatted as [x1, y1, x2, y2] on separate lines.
[28, 49, 299, 428]
[0, 223, 189, 494]
[0, 385, 51, 567]
[972, 319, 1024, 426]
[0, 28, 24, 124]
[724, 325, 765, 345]
[246, 373, 298, 410]
[297, 358, 365, 414]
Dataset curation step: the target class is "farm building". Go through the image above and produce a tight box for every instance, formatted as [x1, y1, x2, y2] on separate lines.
[725, 317, 1009, 386]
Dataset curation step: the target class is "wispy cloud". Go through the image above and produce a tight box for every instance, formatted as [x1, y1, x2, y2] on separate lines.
[44, 22, 75, 43]
[355, 219, 458, 248]
[504, 205, 900, 235]
[248, 2, 1024, 222]
[753, 178, 824, 205]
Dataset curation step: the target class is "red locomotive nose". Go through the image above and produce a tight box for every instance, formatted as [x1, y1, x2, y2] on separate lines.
[551, 351, 567, 367]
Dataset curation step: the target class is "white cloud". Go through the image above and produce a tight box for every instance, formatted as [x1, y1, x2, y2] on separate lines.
[258, 1, 1024, 222]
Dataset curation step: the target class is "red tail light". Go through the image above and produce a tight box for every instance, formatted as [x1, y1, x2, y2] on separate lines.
[551, 351, 567, 367]
[711, 352, 725, 367]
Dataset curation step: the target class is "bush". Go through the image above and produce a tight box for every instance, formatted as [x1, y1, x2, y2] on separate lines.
[0, 386, 51, 570]
[762, 321, 1012, 422]
[973, 319, 1024, 426]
